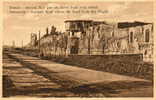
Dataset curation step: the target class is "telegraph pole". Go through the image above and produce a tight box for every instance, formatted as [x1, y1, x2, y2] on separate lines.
[38, 30, 41, 57]
[88, 33, 91, 54]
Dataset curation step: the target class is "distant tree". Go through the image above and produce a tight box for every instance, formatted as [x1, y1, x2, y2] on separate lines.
[50, 26, 56, 35]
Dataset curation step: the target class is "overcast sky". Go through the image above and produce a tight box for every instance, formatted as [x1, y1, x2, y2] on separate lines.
[3, 1, 153, 47]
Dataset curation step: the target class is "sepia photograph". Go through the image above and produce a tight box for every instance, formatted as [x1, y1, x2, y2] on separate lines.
[2, 1, 154, 98]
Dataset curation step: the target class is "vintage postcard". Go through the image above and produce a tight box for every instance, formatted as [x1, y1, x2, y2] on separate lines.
[1, 0, 155, 99]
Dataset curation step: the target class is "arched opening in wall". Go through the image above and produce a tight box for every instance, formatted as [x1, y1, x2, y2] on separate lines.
[70, 37, 79, 54]
[129, 32, 133, 43]
[145, 29, 150, 42]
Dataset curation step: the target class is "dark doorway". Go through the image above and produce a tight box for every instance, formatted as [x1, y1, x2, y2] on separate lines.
[70, 37, 79, 54]
[145, 29, 150, 42]
[130, 32, 133, 43]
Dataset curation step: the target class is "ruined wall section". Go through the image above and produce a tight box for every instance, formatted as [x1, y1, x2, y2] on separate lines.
[39, 33, 68, 57]
[78, 23, 115, 55]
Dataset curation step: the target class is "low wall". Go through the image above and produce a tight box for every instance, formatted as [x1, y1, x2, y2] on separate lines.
[69, 54, 143, 62]
[56, 54, 152, 81]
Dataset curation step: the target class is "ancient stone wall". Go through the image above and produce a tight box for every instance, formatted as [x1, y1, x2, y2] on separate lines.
[36, 22, 153, 62]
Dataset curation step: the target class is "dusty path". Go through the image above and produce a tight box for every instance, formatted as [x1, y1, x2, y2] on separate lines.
[3, 50, 153, 97]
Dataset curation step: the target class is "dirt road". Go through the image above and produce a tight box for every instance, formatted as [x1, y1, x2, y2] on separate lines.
[3, 50, 153, 97]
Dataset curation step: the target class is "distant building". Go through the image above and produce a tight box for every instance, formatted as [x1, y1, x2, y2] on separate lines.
[65, 20, 92, 37]
[64, 20, 107, 54]
[117, 21, 153, 62]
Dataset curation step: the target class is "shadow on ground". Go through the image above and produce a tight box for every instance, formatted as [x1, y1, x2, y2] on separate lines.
[3, 75, 153, 97]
